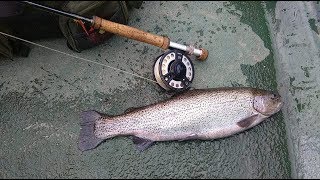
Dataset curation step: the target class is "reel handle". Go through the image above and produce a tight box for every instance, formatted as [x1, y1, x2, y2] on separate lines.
[92, 16, 208, 61]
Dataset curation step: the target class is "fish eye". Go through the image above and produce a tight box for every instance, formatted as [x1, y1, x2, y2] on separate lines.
[271, 93, 278, 99]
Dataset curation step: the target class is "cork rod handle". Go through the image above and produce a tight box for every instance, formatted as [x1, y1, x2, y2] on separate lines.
[92, 16, 170, 49]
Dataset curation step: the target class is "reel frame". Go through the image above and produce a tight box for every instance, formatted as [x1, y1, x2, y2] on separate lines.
[153, 49, 195, 92]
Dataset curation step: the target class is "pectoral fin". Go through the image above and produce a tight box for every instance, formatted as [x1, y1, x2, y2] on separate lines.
[236, 114, 259, 128]
[131, 136, 154, 152]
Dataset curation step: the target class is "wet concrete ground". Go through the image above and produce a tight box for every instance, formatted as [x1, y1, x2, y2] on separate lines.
[0, 1, 300, 178]
[265, 1, 320, 178]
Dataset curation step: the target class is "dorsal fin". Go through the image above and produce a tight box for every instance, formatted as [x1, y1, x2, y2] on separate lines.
[124, 107, 140, 114]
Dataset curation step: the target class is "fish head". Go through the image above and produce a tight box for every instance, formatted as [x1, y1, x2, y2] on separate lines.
[253, 90, 283, 116]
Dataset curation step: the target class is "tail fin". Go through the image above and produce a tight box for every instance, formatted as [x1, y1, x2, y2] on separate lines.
[78, 110, 105, 152]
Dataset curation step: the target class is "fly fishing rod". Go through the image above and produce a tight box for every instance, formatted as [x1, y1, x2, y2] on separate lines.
[19, 1, 209, 92]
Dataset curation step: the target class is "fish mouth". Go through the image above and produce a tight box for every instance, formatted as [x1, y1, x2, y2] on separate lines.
[274, 93, 283, 112]
[268, 97, 283, 116]
[275, 101, 283, 113]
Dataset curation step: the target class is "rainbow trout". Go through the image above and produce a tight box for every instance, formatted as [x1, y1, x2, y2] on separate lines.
[78, 87, 283, 151]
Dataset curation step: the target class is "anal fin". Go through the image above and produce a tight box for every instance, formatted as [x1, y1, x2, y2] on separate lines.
[131, 136, 154, 152]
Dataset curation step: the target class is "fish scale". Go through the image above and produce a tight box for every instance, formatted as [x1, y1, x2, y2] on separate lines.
[78, 87, 283, 151]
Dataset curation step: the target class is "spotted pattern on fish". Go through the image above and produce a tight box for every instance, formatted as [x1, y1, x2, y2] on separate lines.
[92, 87, 282, 142]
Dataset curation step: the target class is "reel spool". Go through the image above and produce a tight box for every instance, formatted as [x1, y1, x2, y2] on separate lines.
[153, 49, 194, 92]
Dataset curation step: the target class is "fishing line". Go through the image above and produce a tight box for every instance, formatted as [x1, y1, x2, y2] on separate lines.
[0, 31, 158, 84]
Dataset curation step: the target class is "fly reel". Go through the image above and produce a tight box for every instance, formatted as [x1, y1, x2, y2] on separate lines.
[153, 49, 194, 92]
